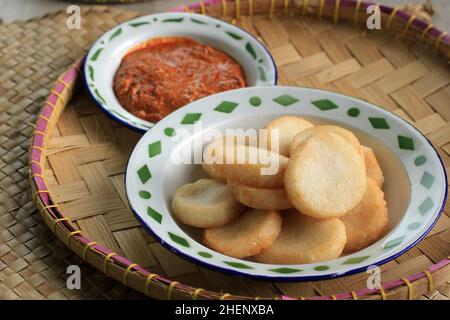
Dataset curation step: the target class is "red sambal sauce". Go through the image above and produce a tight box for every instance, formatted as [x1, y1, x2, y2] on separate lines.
[113, 37, 246, 122]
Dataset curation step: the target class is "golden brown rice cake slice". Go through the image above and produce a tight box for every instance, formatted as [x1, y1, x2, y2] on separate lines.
[289, 125, 362, 157]
[227, 180, 293, 210]
[171, 179, 243, 228]
[285, 132, 367, 219]
[341, 178, 388, 253]
[203, 209, 282, 258]
[204, 144, 289, 188]
[266, 116, 314, 156]
[362, 146, 385, 188]
[255, 210, 346, 264]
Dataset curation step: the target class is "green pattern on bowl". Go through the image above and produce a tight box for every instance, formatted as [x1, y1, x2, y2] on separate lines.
[125, 86, 447, 280]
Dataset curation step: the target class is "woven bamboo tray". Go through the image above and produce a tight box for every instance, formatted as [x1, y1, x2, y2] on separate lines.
[24, 1, 450, 300]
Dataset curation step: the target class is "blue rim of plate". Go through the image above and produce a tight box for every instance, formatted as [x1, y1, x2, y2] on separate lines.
[123, 86, 448, 282]
[82, 12, 278, 133]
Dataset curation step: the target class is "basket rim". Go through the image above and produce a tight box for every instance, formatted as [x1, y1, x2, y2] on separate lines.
[28, 1, 450, 300]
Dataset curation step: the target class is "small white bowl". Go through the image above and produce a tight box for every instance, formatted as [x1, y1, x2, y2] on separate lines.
[83, 12, 277, 132]
[125, 86, 447, 281]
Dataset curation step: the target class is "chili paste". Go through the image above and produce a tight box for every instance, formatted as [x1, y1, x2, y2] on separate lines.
[113, 37, 246, 122]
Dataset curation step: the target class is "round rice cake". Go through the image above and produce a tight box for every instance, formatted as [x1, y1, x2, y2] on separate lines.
[227, 180, 293, 210]
[284, 132, 367, 219]
[341, 178, 388, 253]
[362, 146, 385, 188]
[255, 210, 346, 264]
[206, 144, 288, 188]
[266, 116, 314, 156]
[203, 209, 282, 258]
[202, 135, 252, 181]
[171, 179, 243, 228]
[289, 125, 362, 157]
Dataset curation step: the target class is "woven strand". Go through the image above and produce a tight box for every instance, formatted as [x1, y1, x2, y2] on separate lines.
[351, 291, 359, 300]
[192, 288, 204, 300]
[421, 24, 433, 43]
[145, 273, 159, 296]
[50, 89, 65, 107]
[167, 281, 179, 300]
[353, 0, 361, 25]
[200, 1, 206, 14]
[235, 0, 240, 18]
[333, 0, 340, 23]
[248, 0, 253, 16]
[38, 114, 51, 123]
[330, 294, 337, 300]
[424, 270, 434, 292]
[30, 172, 44, 180]
[386, 7, 399, 31]
[82, 241, 98, 260]
[221, 0, 227, 17]
[66, 230, 82, 247]
[30, 145, 45, 154]
[56, 78, 72, 95]
[44, 100, 56, 110]
[103, 252, 117, 274]
[269, 0, 275, 18]
[402, 15, 416, 38]
[401, 278, 413, 300]
[434, 32, 448, 56]
[33, 189, 51, 203]
[302, 0, 308, 15]
[318, 0, 324, 20]
[284, 0, 289, 15]
[220, 293, 231, 300]
[184, 5, 190, 12]
[379, 286, 387, 300]
[123, 263, 138, 285]
[52, 217, 71, 234]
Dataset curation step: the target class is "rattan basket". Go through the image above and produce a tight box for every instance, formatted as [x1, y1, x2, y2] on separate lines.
[28, 0, 450, 300]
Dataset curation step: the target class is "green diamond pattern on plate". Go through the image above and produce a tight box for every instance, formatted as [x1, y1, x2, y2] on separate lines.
[273, 94, 299, 106]
[384, 236, 404, 249]
[419, 197, 433, 215]
[398, 135, 414, 150]
[347, 108, 360, 117]
[343, 255, 370, 265]
[109, 28, 122, 41]
[245, 42, 257, 59]
[164, 127, 176, 137]
[181, 113, 202, 124]
[369, 117, 390, 129]
[198, 251, 213, 258]
[129, 22, 150, 27]
[168, 232, 190, 247]
[137, 165, 151, 184]
[269, 267, 302, 274]
[148, 141, 162, 158]
[162, 18, 184, 23]
[420, 171, 435, 189]
[90, 48, 103, 61]
[311, 99, 338, 111]
[249, 96, 261, 106]
[224, 261, 253, 269]
[190, 18, 207, 24]
[226, 31, 243, 40]
[147, 207, 162, 224]
[139, 191, 151, 199]
[314, 265, 329, 271]
[214, 101, 239, 113]
[414, 156, 426, 166]
[408, 222, 421, 230]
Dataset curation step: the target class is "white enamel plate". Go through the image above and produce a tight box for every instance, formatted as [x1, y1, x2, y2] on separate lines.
[125, 86, 447, 280]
